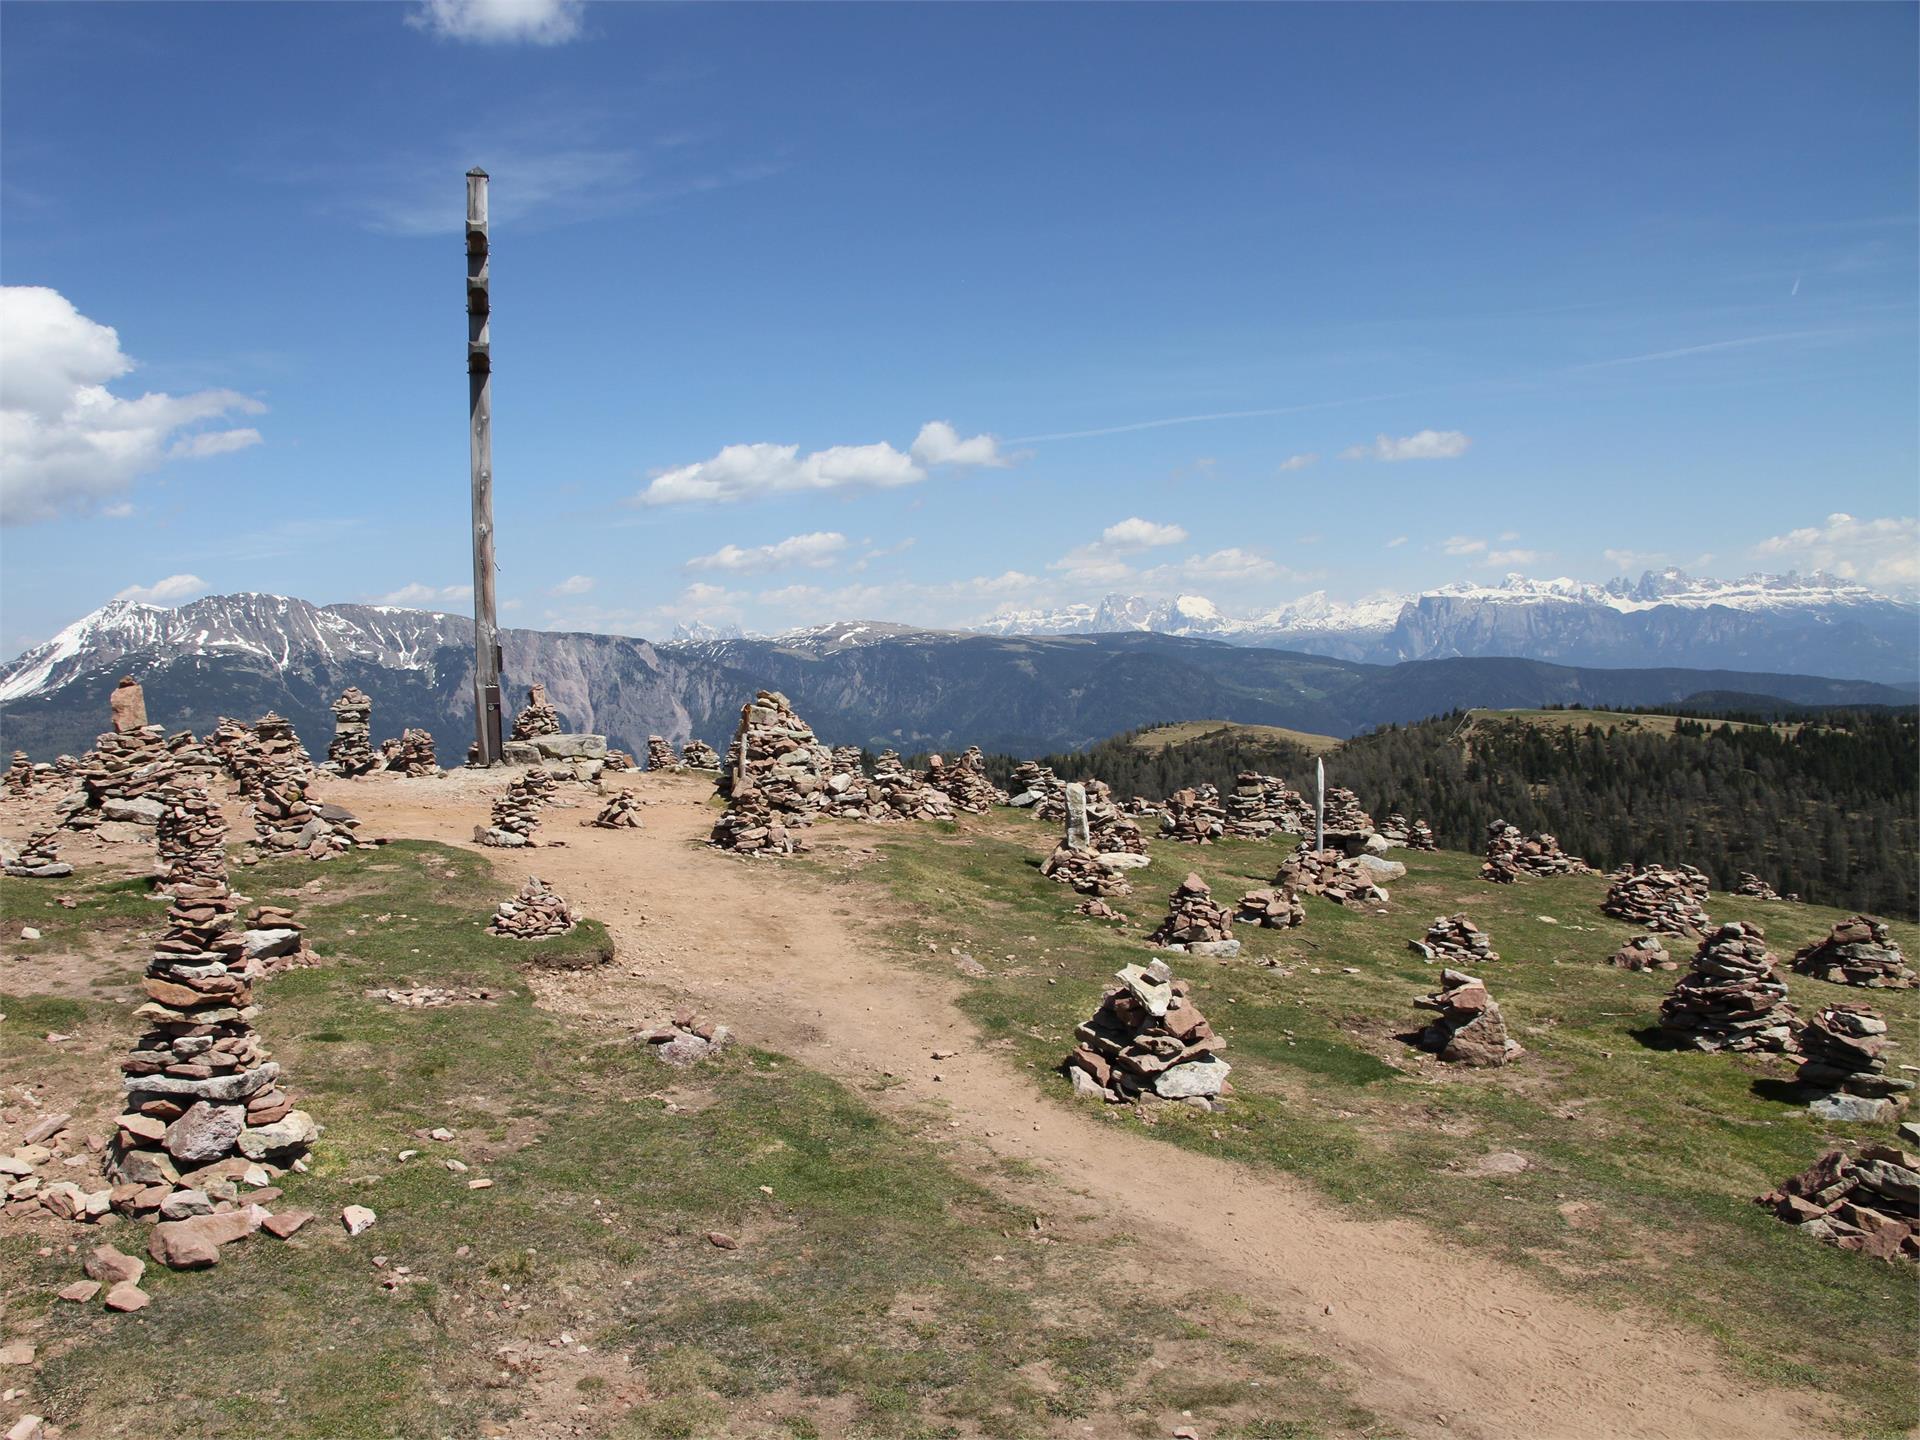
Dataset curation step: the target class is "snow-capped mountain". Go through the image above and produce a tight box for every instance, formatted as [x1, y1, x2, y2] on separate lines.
[971, 570, 1918, 681]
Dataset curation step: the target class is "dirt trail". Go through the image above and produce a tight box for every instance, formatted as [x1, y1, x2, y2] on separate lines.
[340, 769, 1822, 1440]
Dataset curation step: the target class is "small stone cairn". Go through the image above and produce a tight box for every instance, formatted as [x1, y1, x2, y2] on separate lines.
[1407, 819, 1438, 852]
[1322, 786, 1374, 834]
[1755, 1144, 1919, 1262]
[382, 728, 438, 777]
[1083, 779, 1148, 854]
[681, 739, 721, 770]
[1234, 883, 1304, 929]
[326, 688, 376, 776]
[1411, 969, 1522, 1066]
[584, 790, 642, 829]
[1409, 914, 1498, 966]
[829, 745, 865, 777]
[1609, 934, 1675, 971]
[5, 827, 71, 878]
[510, 684, 563, 742]
[1065, 958, 1231, 1105]
[602, 749, 635, 773]
[1040, 782, 1142, 898]
[1377, 812, 1412, 845]
[924, 746, 1005, 813]
[645, 736, 678, 770]
[205, 715, 251, 776]
[1223, 772, 1312, 838]
[1791, 917, 1914, 989]
[825, 750, 956, 822]
[1480, 819, 1592, 883]
[638, 1009, 734, 1067]
[251, 767, 356, 860]
[1798, 1004, 1912, 1122]
[1657, 921, 1797, 1053]
[5, 750, 32, 795]
[1602, 863, 1712, 936]
[709, 783, 810, 856]
[488, 876, 577, 939]
[1147, 872, 1241, 957]
[155, 784, 229, 894]
[482, 775, 545, 847]
[1278, 845, 1388, 907]
[235, 712, 314, 800]
[1004, 760, 1063, 811]
[722, 691, 835, 814]
[1160, 785, 1227, 843]
[1735, 872, 1790, 902]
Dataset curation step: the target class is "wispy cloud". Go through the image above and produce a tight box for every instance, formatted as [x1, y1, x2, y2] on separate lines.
[1341, 429, 1471, 462]
[686, 531, 850, 574]
[1385, 536, 1408, 549]
[407, 0, 584, 45]
[370, 581, 473, 608]
[1277, 453, 1318, 473]
[549, 574, 595, 596]
[1754, 512, 1918, 591]
[1571, 329, 1845, 372]
[115, 574, 207, 605]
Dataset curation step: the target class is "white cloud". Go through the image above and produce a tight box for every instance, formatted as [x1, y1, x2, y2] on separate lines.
[1341, 429, 1471, 462]
[1485, 548, 1546, 568]
[1754, 512, 1919, 590]
[686, 531, 850, 574]
[910, 421, 1007, 468]
[372, 582, 473, 608]
[1442, 536, 1487, 556]
[114, 574, 207, 605]
[1277, 453, 1318, 472]
[0, 286, 266, 525]
[550, 574, 595, 596]
[1385, 536, 1408, 548]
[1603, 547, 1667, 573]
[1051, 517, 1190, 583]
[406, 0, 583, 44]
[102, 502, 135, 520]
[1100, 517, 1188, 550]
[1143, 548, 1285, 585]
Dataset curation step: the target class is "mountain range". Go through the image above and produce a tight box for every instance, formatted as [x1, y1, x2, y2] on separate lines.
[0, 591, 1911, 762]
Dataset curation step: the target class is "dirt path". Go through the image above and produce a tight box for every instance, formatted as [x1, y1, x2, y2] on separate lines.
[339, 769, 1823, 1440]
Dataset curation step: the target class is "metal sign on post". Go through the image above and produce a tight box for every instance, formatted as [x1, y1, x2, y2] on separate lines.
[466, 167, 504, 765]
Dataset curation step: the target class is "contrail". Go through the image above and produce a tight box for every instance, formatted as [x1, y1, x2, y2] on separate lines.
[1008, 391, 1412, 444]
[1791, 275, 1801, 296]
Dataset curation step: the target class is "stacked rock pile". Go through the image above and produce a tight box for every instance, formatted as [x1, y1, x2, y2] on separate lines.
[113, 859, 318, 1228]
[5, 750, 32, 795]
[829, 745, 865, 776]
[1076, 896, 1126, 921]
[1791, 917, 1915, 989]
[1234, 884, 1304, 929]
[326, 688, 376, 776]
[1408, 820, 1438, 852]
[1065, 958, 1231, 1105]
[1147, 872, 1241, 957]
[251, 770, 357, 859]
[155, 785, 229, 894]
[1041, 844, 1134, 898]
[1609, 935, 1675, 971]
[382, 729, 438, 777]
[1005, 760, 1062, 810]
[488, 876, 577, 939]
[236, 713, 314, 801]
[1322, 786, 1374, 834]
[1085, 780, 1149, 854]
[60, 726, 200, 833]
[1160, 786, 1227, 843]
[1735, 872, 1789, 902]
[1410, 914, 1499, 966]
[510, 684, 563, 741]
[482, 776, 545, 847]
[723, 691, 835, 814]
[681, 740, 721, 770]
[1755, 1145, 1920, 1262]
[1798, 1004, 1912, 1122]
[1378, 812, 1412, 845]
[1412, 970, 1522, 1066]
[825, 750, 957, 822]
[4, 827, 71, 879]
[583, 790, 642, 828]
[243, 901, 312, 972]
[1480, 820, 1592, 883]
[645, 736, 678, 770]
[709, 784, 809, 856]
[1040, 782, 1147, 898]
[1602, 864, 1713, 936]
[637, 1009, 734, 1066]
[1657, 922, 1797, 1052]
[516, 765, 560, 806]
[603, 749, 635, 773]
[204, 715, 250, 776]
[1278, 846, 1388, 907]
[1223, 772, 1313, 838]
[924, 746, 1005, 813]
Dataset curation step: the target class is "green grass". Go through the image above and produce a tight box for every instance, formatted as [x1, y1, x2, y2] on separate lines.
[1130, 720, 1345, 754]
[1, 841, 1370, 1440]
[845, 810, 1920, 1437]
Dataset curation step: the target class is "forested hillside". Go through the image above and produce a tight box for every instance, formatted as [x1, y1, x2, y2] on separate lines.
[983, 709, 1919, 918]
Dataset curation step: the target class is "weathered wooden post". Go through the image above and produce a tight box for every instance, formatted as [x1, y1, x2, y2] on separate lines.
[466, 167, 505, 765]
[1314, 756, 1325, 852]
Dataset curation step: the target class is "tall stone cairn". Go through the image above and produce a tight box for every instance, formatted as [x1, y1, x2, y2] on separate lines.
[59, 679, 219, 833]
[1481, 819, 1591, 882]
[233, 713, 314, 801]
[645, 736, 678, 770]
[205, 716, 251, 777]
[1084, 779, 1148, 854]
[327, 688, 376, 776]
[1657, 921, 1797, 1053]
[1601, 863, 1712, 937]
[1041, 782, 1138, 898]
[482, 774, 544, 847]
[5, 750, 32, 796]
[113, 851, 318, 1223]
[510, 684, 563, 741]
[155, 783, 229, 894]
[1004, 760, 1062, 811]
[1408, 819, 1438, 852]
[828, 745, 865, 777]
[4, 826, 71, 878]
[681, 739, 721, 770]
[1756, 1144, 1919, 1262]
[1412, 969, 1522, 1066]
[1790, 917, 1915, 989]
[1322, 786, 1375, 834]
[721, 691, 834, 812]
[1224, 772, 1313, 838]
[1410, 914, 1499, 966]
[1797, 1004, 1912, 1122]
[382, 728, 438, 776]
[923, 746, 1005, 813]
[1160, 785, 1227, 843]
[1065, 958, 1232, 1106]
[1147, 872, 1240, 957]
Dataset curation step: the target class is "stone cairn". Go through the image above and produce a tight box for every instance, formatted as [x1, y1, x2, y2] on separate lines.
[243, 899, 313, 973]
[1322, 786, 1374, 834]
[1601, 863, 1712, 937]
[510, 684, 563, 742]
[155, 784, 229, 894]
[250, 760, 357, 860]
[234, 712, 314, 800]
[1234, 882, 1304, 930]
[1798, 1004, 1912, 1122]
[1041, 782, 1143, 898]
[1480, 820, 1592, 883]
[602, 749, 635, 773]
[721, 691, 835, 815]
[1409, 914, 1498, 966]
[1791, 917, 1914, 989]
[1411, 970, 1522, 1067]
[1160, 785, 1227, 843]
[1734, 872, 1790, 902]
[924, 746, 1005, 813]
[5, 750, 33, 795]
[1085, 780, 1149, 854]
[645, 736, 678, 770]
[4, 827, 71, 879]
[1755, 1144, 1919, 1262]
[113, 851, 317, 1232]
[1377, 812, 1412, 845]
[1004, 760, 1063, 812]
[681, 739, 721, 770]
[1065, 958, 1231, 1106]
[709, 783, 809, 856]
[1223, 772, 1313, 839]
[584, 790, 642, 829]
[1657, 921, 1797, 1053]
[61, 695, 218, 832]
[482, 775, 545, 847]
[488, 876, 577, 939]
[382, 728, 438, 776]
[1609, 934, 1676, 971]
[638, 1008, 734, 1067]
[205, 715, 251, 776]
[829, 745, 865, 777]
[1278, 845, 1388, 907]
[825, 750, 956, 822]
[1407, 819, 1438, 852]
[326, 688, 376, 776]
[1147, 872, 1241, 957]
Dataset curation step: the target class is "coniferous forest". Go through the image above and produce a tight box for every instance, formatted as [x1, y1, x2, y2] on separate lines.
[979, 709, 1920, 919]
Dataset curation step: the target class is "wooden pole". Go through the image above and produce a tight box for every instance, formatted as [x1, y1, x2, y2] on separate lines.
[1314, 756, 1325, 852]
[466, 167, 504, 765]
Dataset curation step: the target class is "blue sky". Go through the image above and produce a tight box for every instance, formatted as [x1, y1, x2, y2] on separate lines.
[2, 0, 1915, 651]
